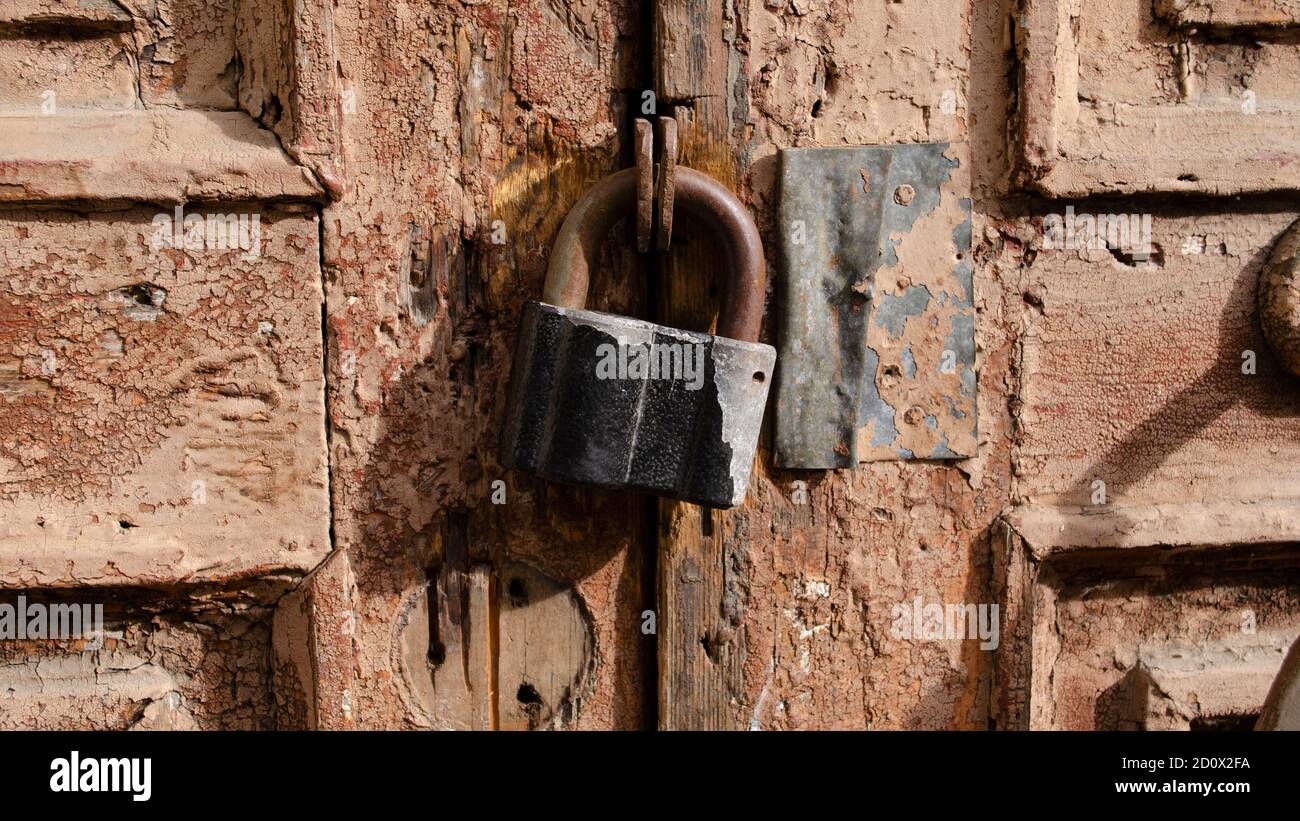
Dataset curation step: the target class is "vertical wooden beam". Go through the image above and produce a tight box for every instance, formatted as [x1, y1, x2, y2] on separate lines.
[422, 516, 495, 730]
[991, 521, 1035, 730]
[653, 0, 749, 730]
[449, 2, 652, 731]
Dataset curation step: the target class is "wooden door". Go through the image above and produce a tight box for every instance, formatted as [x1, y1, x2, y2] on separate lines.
[4, 0, 1299, 731]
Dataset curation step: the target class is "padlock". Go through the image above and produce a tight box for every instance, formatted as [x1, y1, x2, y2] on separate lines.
[499, 167, 776, 509]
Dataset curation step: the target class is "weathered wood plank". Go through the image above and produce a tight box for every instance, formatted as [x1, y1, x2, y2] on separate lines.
[654, 0, 748, 731]
[0, 111, 323, 204]
[1156, 0, 1300, 28]
[0, 206, 330, 589]
[666, 0, 1004, 730]
[313, 0, 652, 729]
[1015, 208, 1300, 521]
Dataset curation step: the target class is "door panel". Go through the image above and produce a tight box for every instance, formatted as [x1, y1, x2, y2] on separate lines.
[1003, 0, 1300, 728]
[0, 207, 329, 588]
[1018, 0, 1300, 195]
[0, 0, 331, 729]
[305, 0, 653, 729]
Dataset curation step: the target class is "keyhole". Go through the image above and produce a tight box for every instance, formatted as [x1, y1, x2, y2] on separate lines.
[508, 577, 528, 607]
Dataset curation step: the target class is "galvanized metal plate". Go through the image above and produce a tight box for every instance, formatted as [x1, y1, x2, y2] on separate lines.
[774, 143, 975, 468]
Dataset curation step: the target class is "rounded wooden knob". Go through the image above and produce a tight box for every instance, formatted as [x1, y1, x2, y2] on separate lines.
[1259, 218, 1300, 379]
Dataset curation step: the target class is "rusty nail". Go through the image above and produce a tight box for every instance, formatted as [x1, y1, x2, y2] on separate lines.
[894, 184, 915, 206]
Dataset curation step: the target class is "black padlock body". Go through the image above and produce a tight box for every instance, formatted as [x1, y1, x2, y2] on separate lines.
[499, 301, 774, 509]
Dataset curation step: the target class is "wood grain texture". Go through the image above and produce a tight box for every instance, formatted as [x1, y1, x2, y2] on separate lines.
[654, 0, 749, 731]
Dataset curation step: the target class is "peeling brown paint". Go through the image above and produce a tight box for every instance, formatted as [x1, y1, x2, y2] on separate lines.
[0, 207, 329, 590]
[3, 0, 1300, 732]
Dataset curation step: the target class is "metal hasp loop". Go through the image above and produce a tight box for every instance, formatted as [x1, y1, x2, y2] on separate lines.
[542, 166, 765, 343]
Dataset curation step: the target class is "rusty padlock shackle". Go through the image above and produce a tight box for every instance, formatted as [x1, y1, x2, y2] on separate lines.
[542, 167, 765, 343]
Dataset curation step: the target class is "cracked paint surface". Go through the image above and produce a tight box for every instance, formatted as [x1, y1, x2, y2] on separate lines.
[10, 0, 1300, 734]
[0, 207, 330, 589]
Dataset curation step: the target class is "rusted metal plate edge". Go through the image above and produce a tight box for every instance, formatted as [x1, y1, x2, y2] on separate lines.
[774, 142, 976, 469]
